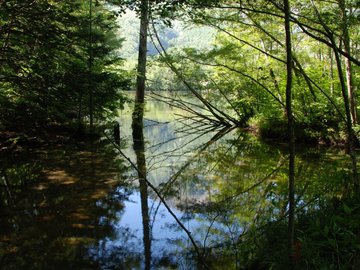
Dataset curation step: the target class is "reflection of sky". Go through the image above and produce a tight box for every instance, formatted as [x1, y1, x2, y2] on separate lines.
[100, 96, 232, 267]
[119, 95, 216, 186]
[105, 95, 239, 268]
[100, 189, 235, 268]
[118, 192, 188, 256]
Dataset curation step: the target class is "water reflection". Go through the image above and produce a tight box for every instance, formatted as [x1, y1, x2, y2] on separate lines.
[0, 94, 357, 269]
[132, 115, 151, 270]
[117, 97, 355, 268]
[0, 142, 129, 269]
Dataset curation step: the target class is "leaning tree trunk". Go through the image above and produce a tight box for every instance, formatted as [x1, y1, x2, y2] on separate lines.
[332, 36, 359, 189]
[284, 0, 296, 267]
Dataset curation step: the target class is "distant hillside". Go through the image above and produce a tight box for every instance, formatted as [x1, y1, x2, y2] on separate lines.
[116, 11, 216, 60]
[115, 11, 216, 91]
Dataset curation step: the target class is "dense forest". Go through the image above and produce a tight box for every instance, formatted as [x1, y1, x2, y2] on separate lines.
[1, 0, 360, 269]
[0, 0, 130, 137]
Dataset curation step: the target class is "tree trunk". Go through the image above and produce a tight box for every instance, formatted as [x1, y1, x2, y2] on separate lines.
[0, 20, 13, 65]
[131, 3, 151, 264]
[329, 47, 334, 96]
[339, 0, 357, 125]
[332, 36, 359, 190]
[133, 0, 149, 122]
[284, 0, 296, 267]
[89, 0, 94, 134]
[310, 0, 358, 190]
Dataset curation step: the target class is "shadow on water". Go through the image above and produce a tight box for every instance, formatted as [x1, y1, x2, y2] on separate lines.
[0, 141, 130, 269]
[1, 94, 359, 269]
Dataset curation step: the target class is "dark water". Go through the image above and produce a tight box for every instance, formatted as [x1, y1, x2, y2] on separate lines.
[0, 94, 354, 269]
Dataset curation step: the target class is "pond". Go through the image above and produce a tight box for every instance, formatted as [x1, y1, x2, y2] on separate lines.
[0, 93, 357, 269]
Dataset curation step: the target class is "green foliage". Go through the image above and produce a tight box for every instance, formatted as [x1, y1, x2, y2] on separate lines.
[0, 0, 130, 133]
[236, 204, 360, 270]
[117, 11, 215, 92]
[258, 118, 289, 141]
[160, 125, 359, 268]
[258, 109, 342, 144]
[145, 0, 359, 143]
[297, 196, 360, 269]
[2, 162, 42, 187]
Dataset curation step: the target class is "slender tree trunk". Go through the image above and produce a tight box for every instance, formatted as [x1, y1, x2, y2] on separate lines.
[332, 36, 359, 189]
[339, 0, 357, 124]
[0, 20, 13, 65]
[259, 39, 285, 108]
[329, 47, 334, 96]
[89, 0, 94, 134]
[345, 57, 356, 122]
[2, 170, 13, 205]
[284, 0, 295, 267]
[133, 0, 149, 122]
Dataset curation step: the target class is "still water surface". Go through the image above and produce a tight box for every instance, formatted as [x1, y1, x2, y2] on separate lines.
[0, 94, 352, 269]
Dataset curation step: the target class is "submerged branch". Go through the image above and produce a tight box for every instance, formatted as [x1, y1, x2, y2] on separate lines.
[149, 92, 222, 126]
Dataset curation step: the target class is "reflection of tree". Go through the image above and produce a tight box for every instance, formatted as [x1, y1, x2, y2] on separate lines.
[114, 120, 235, 269]
[118, 107, 360, 269]
[132, 116, 152, 270]
[163, 132, 355, 268]
[159, 127, 233, 196]
[130, 115, 224, 269]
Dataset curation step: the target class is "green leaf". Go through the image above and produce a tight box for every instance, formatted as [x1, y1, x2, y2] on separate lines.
[343, 203, 352, 215]
[323, 225, 329, 236]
